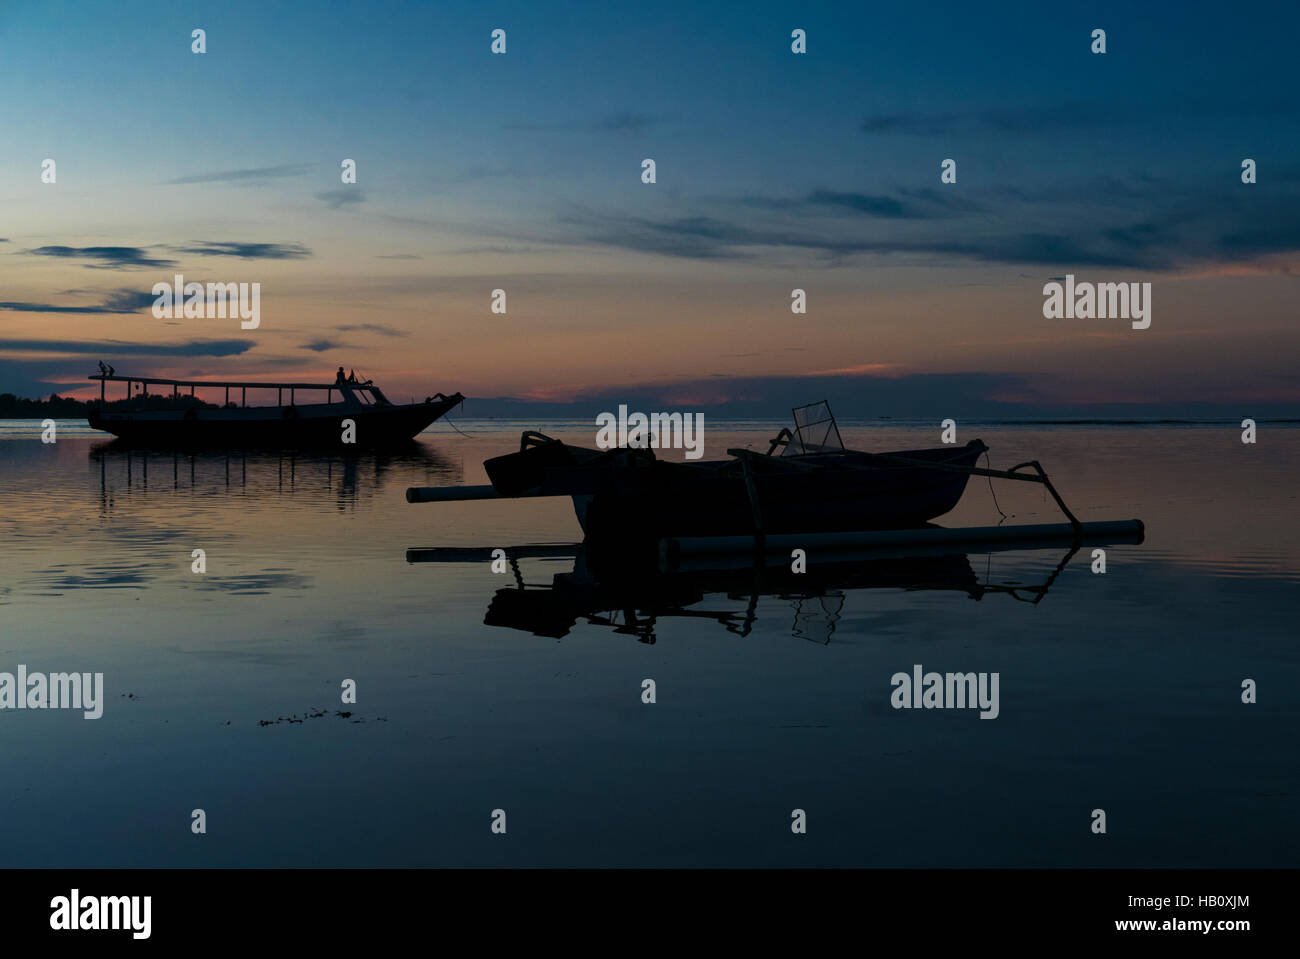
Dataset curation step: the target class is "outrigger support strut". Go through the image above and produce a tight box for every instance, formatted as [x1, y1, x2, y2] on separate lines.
[1004, 460, 1082, 531]
[860, 452, 1083, 532]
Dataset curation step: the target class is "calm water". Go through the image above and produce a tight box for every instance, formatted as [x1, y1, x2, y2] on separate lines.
[0, 420, 1296, 867]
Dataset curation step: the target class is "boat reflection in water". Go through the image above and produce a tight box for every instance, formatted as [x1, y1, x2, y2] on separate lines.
[90, 440, 460, 514]
[406, 538, 1112, 645]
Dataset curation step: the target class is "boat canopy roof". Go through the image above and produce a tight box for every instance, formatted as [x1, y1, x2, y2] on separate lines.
[88, 372, 379, 391]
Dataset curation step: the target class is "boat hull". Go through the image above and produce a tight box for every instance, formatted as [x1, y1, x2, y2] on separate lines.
[88, 395, 463, 449]
[485, 439, 988, 540]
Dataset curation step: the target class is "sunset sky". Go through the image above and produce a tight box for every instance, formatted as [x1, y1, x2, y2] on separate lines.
[2, 0, 1298, 416]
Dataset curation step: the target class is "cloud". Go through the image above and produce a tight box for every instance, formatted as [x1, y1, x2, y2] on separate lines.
[861, 104, 1102, 136]
[463, 370, 1038, 418]
[554, 168, 1300, 269]
[739, 187, 985, 220]
[25, 245, 176, 269]
[0, 289, 159, 314]
[463, 367, 1300, 419]
[556, 208, 967, 261]
[1216, 226, 1300, 258]
[894, 186, 988, 215]
[173, 241, 312, 259]
[448, 167, 515, 183]
[970, 233, 1147, 268]
[0, 302, 117, 315]
[375, 254, 421, 260]
[316, 188, 365, 210]
[0, 338, 255, 357]
[506, 111, 664, 133]
[446, 244, 545, 256]
[166, 164, 313, 184]
[861, 96, 1300, 138]
[742, 191, 909, 218]
[803, 363, 901, 377]
[630, 217, 1122, 265]
[557, 212, 763, 260]
[299, 338, 345, 352]
[101, 290, 162, 312]
[335, 323, 409, 337]
[807, 190, 909, 218]
[591, 111, 660, 132]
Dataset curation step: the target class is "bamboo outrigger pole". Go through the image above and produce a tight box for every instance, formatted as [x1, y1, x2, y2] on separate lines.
[659, 519, 1144, 570]
[406, 485, 526, 503]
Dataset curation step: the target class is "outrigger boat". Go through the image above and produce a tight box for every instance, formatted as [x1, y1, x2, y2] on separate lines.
[407, 401, 1144, 552]
[87, 370, 463, 448]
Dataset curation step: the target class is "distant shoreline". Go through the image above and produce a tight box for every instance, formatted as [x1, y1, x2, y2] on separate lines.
[4, 393, 1296, 427]
[0, 394, 216, 417]
[3, 416, 1297, 429]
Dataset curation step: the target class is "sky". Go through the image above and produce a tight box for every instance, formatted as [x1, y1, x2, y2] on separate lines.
[2, 0, 1298, 416]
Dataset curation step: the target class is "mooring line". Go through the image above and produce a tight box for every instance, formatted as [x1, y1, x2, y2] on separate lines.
[984, 450, 1010, 522]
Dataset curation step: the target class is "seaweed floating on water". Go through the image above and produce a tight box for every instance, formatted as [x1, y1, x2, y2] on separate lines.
[256, 707, 365, 727]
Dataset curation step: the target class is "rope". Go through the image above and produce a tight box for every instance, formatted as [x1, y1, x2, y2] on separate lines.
[437, 409, 476, 437]
[984, 450, 1010, 522]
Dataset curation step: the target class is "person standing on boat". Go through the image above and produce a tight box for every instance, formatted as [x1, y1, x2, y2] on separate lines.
[336, 366, 347, 385]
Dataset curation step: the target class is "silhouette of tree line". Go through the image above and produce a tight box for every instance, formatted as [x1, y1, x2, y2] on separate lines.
[0, 392, 219, 417]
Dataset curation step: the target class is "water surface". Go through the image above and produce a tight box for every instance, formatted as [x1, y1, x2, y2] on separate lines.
[0, 420, 1295, 867]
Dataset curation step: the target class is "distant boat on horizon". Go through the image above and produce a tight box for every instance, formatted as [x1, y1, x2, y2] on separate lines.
[86, 369, 463, 448]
